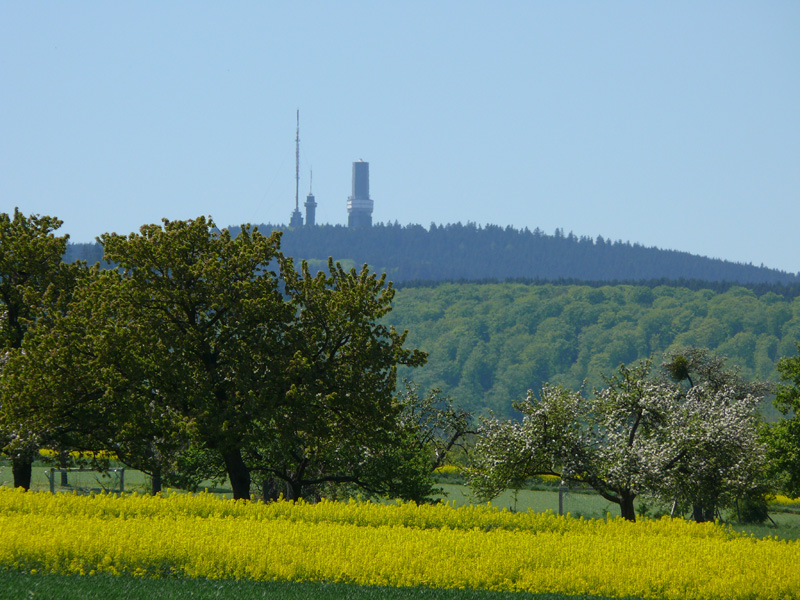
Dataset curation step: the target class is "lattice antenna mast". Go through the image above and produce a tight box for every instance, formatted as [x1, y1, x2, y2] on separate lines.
[295, 109, 300, 212]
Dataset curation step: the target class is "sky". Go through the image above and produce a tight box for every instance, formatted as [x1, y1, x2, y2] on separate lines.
[2, 1, 799, 274]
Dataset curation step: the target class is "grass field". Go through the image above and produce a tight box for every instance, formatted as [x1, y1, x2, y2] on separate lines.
[0, 463, 230, 497]
[0, 572, 641, 600]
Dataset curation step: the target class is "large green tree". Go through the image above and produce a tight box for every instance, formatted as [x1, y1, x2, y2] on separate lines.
[1, 266, 196, 494]
[96, 218, 292, 499]
[245, 259, 428, 501]
[767, 344, 800, 498]
[0, 209, 76, 489]
[3, 217, 293, 498]
[4, 217, 431, 501]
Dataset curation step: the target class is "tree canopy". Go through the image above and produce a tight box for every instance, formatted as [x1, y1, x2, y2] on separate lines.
[67, 222, 800, 284]
[384, 282, 799, 418]
[0, 209, 79, 488]
[2, 216, 433, 501]
[767, 344, 800, 498]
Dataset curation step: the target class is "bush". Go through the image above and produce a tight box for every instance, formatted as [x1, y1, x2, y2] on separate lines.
[738, 495, 770, 524]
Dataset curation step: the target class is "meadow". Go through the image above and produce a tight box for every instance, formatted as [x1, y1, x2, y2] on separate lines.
[1, 487, 799, 600]
[0, 572, 636, 600]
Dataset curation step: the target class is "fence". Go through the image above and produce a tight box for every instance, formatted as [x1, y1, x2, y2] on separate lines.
[45, 467, 125, 494]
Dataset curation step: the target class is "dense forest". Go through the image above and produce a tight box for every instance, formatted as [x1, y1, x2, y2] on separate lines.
[384, 282, 800, 418]
[64, 222, 800, 284]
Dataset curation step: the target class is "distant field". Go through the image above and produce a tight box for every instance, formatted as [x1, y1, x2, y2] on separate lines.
[0, 463, 231, 497]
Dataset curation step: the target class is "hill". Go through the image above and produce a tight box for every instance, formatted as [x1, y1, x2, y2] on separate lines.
[64, 222, 799, 285]
[385, 282, 800, 418]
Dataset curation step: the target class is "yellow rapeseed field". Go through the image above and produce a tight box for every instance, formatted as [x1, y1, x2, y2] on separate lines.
[0, 487, 797, 599]
[770, 494, 800, 507]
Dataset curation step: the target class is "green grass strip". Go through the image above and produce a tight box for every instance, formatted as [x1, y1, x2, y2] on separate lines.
[0, 572, 645, 600]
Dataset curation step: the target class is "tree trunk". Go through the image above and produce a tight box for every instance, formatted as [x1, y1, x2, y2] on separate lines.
[261, 477, 283, 502]
[12, 455, 33, 490]
[692, 503, 716, 523]
[222, 449, 251, 500]
[151, 469, 162, 495]
[619, 492, 637, 522]
[285, 479, 303, 501]
[692, 504, 705, 522]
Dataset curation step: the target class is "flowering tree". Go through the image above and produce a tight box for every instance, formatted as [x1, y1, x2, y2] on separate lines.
[653, 384, 769, 521]
[469, 357, 768, 522]
[660, 347, 772, 521]
[470, 361, 683, 521]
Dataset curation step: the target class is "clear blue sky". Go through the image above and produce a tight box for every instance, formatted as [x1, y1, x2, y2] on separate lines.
[2, 1, 799, 273]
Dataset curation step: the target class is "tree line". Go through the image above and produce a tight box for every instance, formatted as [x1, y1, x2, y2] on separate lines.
[64, 221, 800, 286]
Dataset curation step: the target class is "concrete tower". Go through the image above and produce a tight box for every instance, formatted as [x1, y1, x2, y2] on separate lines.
[347, 160, 373, 228]
[304, 169, 317, 226]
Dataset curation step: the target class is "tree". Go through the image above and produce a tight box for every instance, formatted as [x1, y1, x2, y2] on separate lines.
[767, 344, 800, 498]
[94, 218, 293, 499]
[470, 361, 682, 521]
[395, 381, 475, 473]
[661, 347, 772, 521]
[5, 217, 295, 498]
[1, 266, 200, 494]
[244, 259, 428, 501]
[0, 209, 75, 489]
[4, 218, 431, 501]
[469, 357, 769, 522]
[653, 383, 769, 522]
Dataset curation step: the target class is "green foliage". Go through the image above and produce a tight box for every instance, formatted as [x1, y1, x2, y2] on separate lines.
[0, 208, 70, 350]
[113, 222, 800, 285]
[385, 283, 798, 418]
[767, 344, 800, 498]
[0, 209, 81, 488]
[3, 216, 432, 502]
[738, 494, 770, 524]
[242, 258, 429, 502]
[162, 444, 227, 493]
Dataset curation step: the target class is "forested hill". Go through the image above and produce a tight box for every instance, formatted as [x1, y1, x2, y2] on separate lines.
[64, 222, 798, 284]
[385, 282, 800, 418]
[266, 222, 799, 284]
[63, 222, 797, 284]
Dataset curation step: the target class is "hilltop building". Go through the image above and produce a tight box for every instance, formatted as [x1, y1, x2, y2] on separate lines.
[285, 114, 375, 228]
[347, 160, 373, 228]
[289, 207, 303, 228]
[305, 170, 317, 227]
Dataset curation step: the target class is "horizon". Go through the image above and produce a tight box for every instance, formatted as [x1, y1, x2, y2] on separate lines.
[3, 2, 798, 273]
[62, 217, 798, 277]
